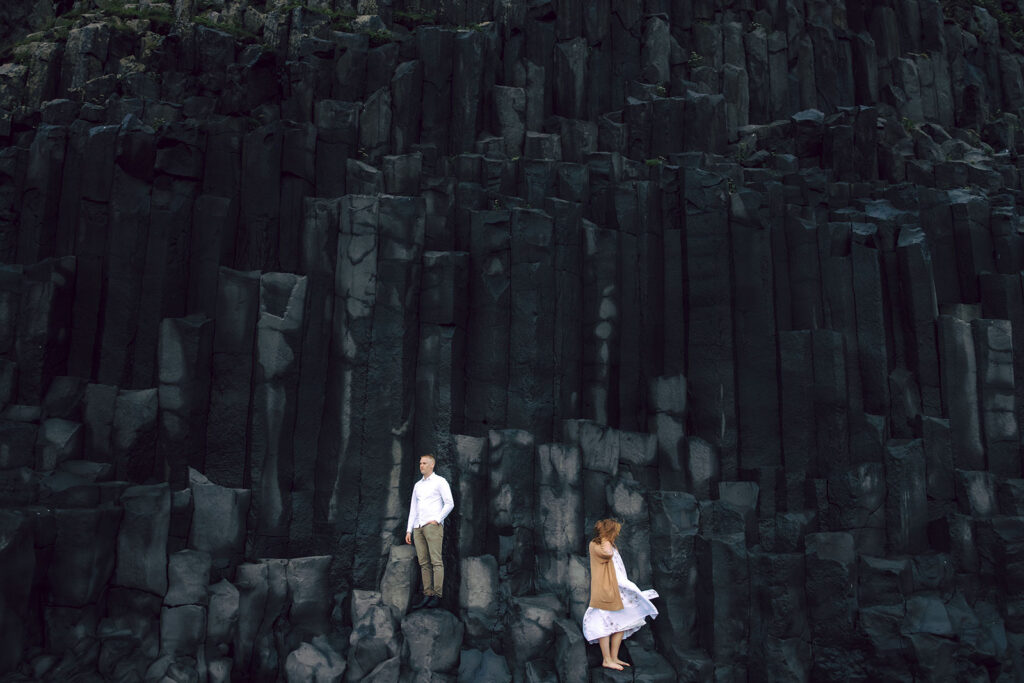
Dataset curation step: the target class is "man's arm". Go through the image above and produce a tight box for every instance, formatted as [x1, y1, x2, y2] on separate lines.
[401, 485, 413, 544]
[437, 477, 454, 523]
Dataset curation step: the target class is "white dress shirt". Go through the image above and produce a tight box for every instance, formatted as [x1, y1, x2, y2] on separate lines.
[406, 473, 455, 532]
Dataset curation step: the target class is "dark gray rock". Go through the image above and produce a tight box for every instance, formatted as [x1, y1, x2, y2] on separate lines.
[284, 635, 347, 683]
[380, 544, 418, 617]
[0, 418, 36, 469]
[164, 550, 211, 607]
[249, 272, 307, 557]
[804, 533, 857, 646]
[460, 554, 499, 649]
[537, 443, 583, 555]
[647, 375, 686, 490]
[504, 594, 562, 678]
[286, 555, 333, 646]
[206, 267, 259, 488]
[402, 609, 464, 673]
[553, 617, 587, 683]
[115, 483, 170, 596]
[158, 315, 213, 491]
[347, 591, 401, 681]
[955, 470, 997, 518]
[189, 473, 249, 572]
[458, 648, 510, 683]
[111, 387, 158, 483]
[884, 439, 928, 554]
[0, 511, 34, 672]
[971, 319, 1019, 477]
[34, 417, 80, 471]
[49, 505, 120, 607]
[696, 533, 748, 661]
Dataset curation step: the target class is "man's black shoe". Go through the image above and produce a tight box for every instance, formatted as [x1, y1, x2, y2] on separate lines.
[412, 595, 432, 610]
[425, 596, 440, 609]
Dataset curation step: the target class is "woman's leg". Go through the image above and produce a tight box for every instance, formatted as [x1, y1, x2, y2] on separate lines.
[599, 636, 623, 670]
[610, 631, 629, 666]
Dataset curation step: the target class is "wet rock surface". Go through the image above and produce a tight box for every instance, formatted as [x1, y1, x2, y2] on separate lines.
[2, 0, 1024, 680]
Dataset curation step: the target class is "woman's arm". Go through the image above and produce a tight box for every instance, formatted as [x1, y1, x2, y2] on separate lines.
[592, 539, 614, 559]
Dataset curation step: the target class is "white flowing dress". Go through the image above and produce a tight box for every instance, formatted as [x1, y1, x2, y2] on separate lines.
[581, 548, 659, 644]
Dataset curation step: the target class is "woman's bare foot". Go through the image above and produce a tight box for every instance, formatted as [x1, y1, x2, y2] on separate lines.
[614, 659, 631, 667]
[602, 660, 624, 671]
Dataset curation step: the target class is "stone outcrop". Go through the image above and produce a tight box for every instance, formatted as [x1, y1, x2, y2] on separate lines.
[2, 0, 1024, 680]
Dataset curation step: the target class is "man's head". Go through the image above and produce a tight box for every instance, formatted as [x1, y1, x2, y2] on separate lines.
[419, 454, 436, 477]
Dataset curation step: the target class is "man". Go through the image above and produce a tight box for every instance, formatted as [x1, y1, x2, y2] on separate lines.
[405, 453, 454, 609]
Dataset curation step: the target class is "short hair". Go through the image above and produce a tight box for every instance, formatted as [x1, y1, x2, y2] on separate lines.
[420, 453, 436, 463]
[592, 518, 622, 545]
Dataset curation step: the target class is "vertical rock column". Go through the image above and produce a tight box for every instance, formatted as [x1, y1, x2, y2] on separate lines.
[97, 117, 154, 388]
[649, 491, 700, 668]
[0, 511, 34, 674]
[508, 208, 555, 440]
[133, 181, 198, 388]
[415, 251, 468, 466]
[897, 227, 941, 415]
[205, 268, 260, 488]
[884, 439, 928, 554]
[938, 314, 984, 470]
[615, 179, 654, 431]
[316, 195, 378, 579]
[291, 198, 340, 556]
[236, 122, 283, 271]
[580, 219, 619, 425]
[114, 484, 170, 599]
[972, 319, 1019, 477]
[157, 315, 213, 490]
[68, 124, 114, 378]
[805, 532, 859, 681]
[186, 194, 234, 320]
[546, 198, 583, 426]
[15, 256, 75, 404]
[356, 195, 424, 587]
[748, 549, 810, 682]
[417, 27, 454, 156]
[535, 442, 582, 599]
[852, 225, 890, 419]
[730, 188, 780, 476]
[685, 168, 737, 477]
[453, 435, 487, 558]
[464, 210, 510, 435]
[648, 374, 687, 490]
[17, 123, 66, 265]
[313, 100, 359, 198]
[489, 429, 536, 596]
[278, 123, 316, 273]
[112, 388, 159, 483]
[249, 273, 308, 557]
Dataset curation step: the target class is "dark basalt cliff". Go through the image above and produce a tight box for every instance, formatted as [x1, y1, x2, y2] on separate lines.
[2, 0, 1024, 681]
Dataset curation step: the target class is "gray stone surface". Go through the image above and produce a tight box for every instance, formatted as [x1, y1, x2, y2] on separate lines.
[2, 2, 1024, 680]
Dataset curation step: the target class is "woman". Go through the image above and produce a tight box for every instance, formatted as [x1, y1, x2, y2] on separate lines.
[582, 519, 659, 670]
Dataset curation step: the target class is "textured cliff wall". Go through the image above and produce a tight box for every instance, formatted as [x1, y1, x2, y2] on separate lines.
[2, 0, 1024, 680]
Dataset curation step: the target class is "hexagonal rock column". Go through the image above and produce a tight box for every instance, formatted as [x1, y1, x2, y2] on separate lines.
[0, 511, 34, 673]
[535, 442, 582, 599]
[401, 608, 464, 674]
[249, 272, 308, 557]
[115, 483, 170, 597]
[488, 429, 535, 595]
[206, 267, 260, 489]
[158, 314, 213, 490]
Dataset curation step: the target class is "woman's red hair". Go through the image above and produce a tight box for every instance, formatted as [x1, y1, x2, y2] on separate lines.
[592, 518, 622, 545]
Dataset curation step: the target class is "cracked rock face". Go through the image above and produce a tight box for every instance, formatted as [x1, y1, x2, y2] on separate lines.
[3, 0, 1024, 680]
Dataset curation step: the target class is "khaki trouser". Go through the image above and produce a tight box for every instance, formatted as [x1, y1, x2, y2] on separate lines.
[412, 523, 444, 597]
